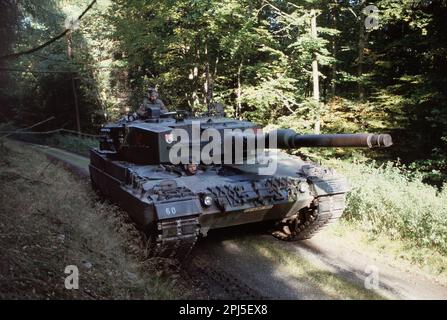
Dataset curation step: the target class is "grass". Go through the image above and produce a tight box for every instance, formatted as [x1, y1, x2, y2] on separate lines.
[323, 158, 447, 275]
[0, 122, 98, 157]
[328, 160, 447, 251]
[45, 133, 97, 157]
[330, 220, 447, 280]
[0, 140, 188, 299]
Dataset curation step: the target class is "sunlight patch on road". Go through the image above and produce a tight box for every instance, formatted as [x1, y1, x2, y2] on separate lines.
[238, 238, 385, 300]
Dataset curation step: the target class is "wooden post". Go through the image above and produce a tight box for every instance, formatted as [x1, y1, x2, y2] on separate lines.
[311, 10, 321, 134]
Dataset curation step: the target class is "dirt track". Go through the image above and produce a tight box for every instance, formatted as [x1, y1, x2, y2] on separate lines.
[29, 143, 447, 300]
[190, 229, 447, 299]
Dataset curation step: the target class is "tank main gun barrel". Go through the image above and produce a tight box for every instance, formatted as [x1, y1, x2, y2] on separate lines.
[267, 129, 393, 149]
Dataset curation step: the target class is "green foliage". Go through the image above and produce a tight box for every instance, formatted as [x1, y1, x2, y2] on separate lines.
[408, 152, 447, 188]
[329, 159, 447, 255]
[0, 0, 108, 131]
[45, 133, 98, 156]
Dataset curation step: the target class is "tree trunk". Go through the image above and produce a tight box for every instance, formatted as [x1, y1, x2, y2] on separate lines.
[191, 37, 200, 110]
[66, 31, 81, 135]
[311, 10, 321, 134]
[236, 61, 242, 119]
[357, 17, 370, 102]
[71, 77, 80, 133]
[204, 37, 212, 109]
[331, 1, 338, 97]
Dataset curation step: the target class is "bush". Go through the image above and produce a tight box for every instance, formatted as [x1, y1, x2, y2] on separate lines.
[45, 133, 98, 157]
[327, 159, 447, 255]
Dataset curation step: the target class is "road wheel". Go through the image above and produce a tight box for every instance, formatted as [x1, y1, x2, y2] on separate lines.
[271, 205, 317, 241]
[272, 195, 345, 241]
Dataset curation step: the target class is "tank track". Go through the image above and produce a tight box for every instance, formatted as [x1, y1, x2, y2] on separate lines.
[147, 216, 200, 261]
[272, 193, 346, 241]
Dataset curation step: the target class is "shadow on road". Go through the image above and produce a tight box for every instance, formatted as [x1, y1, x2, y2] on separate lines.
[189, 223, 384, 299]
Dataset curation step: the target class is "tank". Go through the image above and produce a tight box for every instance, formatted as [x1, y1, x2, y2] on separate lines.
[89, 106, 392, 260]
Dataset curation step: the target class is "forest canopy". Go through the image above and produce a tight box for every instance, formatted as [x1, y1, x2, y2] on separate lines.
[1, 0, 446, 185]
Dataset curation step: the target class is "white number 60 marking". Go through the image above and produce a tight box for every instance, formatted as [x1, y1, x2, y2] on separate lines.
[165, 207, 177, 215]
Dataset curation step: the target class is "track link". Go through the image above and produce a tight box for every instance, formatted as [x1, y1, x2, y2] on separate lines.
[272, 193, 346, 241]
[148, 216, 200, 261]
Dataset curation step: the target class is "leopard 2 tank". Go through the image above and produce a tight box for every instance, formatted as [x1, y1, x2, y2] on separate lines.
[89, 106, 392, 260]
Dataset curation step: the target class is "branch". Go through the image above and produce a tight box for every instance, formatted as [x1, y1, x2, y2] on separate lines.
[0, 0, 97, 61]
[0, 116, 55, 140]
[276, 91, 300, 113]
[0, 67, 73, 74]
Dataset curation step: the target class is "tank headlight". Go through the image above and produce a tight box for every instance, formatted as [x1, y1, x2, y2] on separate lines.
[202, 195, 213, 207]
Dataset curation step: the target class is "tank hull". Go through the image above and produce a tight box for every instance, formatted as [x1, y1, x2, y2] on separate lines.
[89, 149, 349, 237]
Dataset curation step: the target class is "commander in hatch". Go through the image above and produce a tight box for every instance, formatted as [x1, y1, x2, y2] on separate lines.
[137, 87, 168, 118]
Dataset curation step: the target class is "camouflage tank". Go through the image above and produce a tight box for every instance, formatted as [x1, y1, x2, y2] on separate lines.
[89, 106, 392, 259]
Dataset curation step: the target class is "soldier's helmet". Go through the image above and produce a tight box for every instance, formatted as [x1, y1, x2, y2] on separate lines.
[147, 87, 158, 99]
